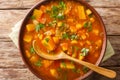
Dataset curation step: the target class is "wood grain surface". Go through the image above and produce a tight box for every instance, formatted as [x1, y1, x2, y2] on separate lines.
[0, 0, 120, 80]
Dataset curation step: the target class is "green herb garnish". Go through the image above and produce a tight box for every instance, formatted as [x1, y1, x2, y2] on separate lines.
[34, 60, 42, 67]
[48, 20, 57, 27]
[57, 13, 65, 20]
[88, 14, 93, 18]
[30, 46, 35, 54]
[62, 33, 69, 39]
[70, 34, 78, 40]
[50, 1, 66, 20]
[83, 21, 92, 32]
[35, 23, 45, 32]
[45, 38, 49, 42]
[51, 6, 59, 18]
[61, 61, 66, 68]
[72, 68, 81, 73]
[80, 48, 89, 56]
[83, 66, 89, 73]
[30, 15, 36, 20]
[58, 1, 66, 9]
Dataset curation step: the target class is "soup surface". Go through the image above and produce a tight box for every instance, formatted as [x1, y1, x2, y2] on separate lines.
[22, 0, 104, 80]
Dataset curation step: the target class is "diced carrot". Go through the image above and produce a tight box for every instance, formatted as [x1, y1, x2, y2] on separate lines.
[78, 6, 86, 19]
[43, 60, 53, 68]
[86, 9, 92, 15]
[38, 17, 46, 24]
[50, 69, 58, 78]
[95, 39, 102, 48]
[53, 36, 59, 44]
[76, 23, 82, 30]
[72, 52, 77, 58]
[38, 34, 43, 40]
[42, 36, 56, 51]
[67, 19, 74, 23]
[23, 34, 32, 43]
[30, 54, 40, 63]
[92, 29, 99, 35]
[71, 40, 78, 44]
[81, 34, 87, 40]
[26, 24, 35, 32]
[79, 54, 85, 60]
[60, 43, 68, 51]
[57, 21, 62, 27]
[25, 50, 31, 58]
[40, 5, 46, 12]
[90, 18, 95, 23]
[86, 40, 91, 45]
[33, 9, 43, 19]
[70, 26, 77, 33]
[66, 62, 75, 69]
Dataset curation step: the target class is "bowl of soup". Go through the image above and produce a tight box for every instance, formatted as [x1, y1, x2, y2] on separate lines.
[19, 0, 107, 80]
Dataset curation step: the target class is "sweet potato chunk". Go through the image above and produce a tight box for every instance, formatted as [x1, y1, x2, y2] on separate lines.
[50, 69, 58, 78]
[26, 24, 35, 32]
[78, 6, 86, 19]
[23, 34, 32, 43]
[33, 9, 43, 19]
[60, 43, 68, 51]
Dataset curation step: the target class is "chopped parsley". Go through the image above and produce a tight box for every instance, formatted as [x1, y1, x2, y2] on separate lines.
[47, 1, 66, 20]
[57, 13, 65, 20]
[30, 15, 36, 20]
[48, 20, 57, 27]
[51, 6, 59, 18]
[61, 61, 66, 68]
[70, 34, 78, 40]
[72, 68, 81, 73]
[83, 21, 92, 32]
[80, 48, 89, 56]
[58, 1, 66, 9]
[30, 46, 35, 54]
[34, 60, 42, 67]
[45, 38, 49, 42]
[35, 23, 45, 32]
[88, 14, 93, 18]
[83, 66, 89, 73]
[62, 33, 69, 39]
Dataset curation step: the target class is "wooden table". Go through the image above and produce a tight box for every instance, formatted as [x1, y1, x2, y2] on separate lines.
[0, 0, 120, 80]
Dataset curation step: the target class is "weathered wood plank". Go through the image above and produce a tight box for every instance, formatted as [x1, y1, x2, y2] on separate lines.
[95, 8, 120, 35]
[0, 0, 120, 9]
[0, 36, 120, 68]
[0, 10, 27, 38]
[0, 67, 119, 80]
[0, 41, 26, 68]
[0, 68, 39, 80]
[0, 8, 120, 37]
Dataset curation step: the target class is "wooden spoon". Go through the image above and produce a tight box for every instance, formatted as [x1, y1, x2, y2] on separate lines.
[33, 40, 116, 79]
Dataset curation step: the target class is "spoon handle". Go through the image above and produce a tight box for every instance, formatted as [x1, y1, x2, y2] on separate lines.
[65, 55, 116, 79]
